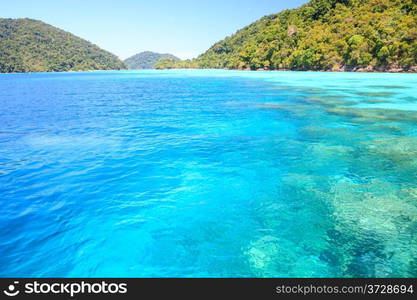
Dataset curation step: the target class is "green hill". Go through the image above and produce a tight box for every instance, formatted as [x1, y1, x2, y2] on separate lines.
[156, 0, 417, 72]
[0, 18, 126, 73]
[124, 51, 180, 69]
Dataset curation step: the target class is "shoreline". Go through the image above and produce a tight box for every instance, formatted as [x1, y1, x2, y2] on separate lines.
[157, 66, 417, 74]
[2, 67, 417, 74]
[243, 66, 417, 73]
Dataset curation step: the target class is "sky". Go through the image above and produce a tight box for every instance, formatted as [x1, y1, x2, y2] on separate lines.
[2, 0, 309, 60]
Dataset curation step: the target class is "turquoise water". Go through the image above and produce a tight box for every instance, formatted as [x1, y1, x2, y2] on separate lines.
[0, 70, 416, 277]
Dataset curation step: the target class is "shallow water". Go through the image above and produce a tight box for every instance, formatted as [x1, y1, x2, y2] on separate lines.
[0, 70, 416, 277]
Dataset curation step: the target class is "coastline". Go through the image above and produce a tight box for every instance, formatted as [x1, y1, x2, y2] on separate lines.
[244, 65, 417, 73]
[156, 65, 417, 73]
[2, 66, 417, 74]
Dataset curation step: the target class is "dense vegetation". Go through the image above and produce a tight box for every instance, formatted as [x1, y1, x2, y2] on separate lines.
[124, 51, 179, 69]
[156, 0, 417, 72]
[0, 18, 126, 73]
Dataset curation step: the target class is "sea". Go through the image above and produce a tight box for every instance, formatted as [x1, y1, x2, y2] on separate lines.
[0, 70, 416, 277]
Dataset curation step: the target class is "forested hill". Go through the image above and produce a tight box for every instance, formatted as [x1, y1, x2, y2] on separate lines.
[124, 51, 180, 69]
[0, 18, 126, 73]
[156, 0, 417, 72]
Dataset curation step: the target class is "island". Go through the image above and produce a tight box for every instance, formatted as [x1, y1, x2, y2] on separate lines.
[155, 0, 417, 72]
[124, 51, 180, 70]
[0, 18, 126, 73]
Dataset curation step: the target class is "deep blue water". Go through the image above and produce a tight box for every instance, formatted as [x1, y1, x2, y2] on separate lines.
[0, 70, 416, 277]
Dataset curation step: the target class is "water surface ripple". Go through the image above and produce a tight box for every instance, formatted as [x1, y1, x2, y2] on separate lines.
[0, 70, 416, 277]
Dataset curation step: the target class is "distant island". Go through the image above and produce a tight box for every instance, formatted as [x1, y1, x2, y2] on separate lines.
[156, 0, 417, 72]
[0, 18, 126, 73]
[124, 51, 180, 70]
[2, 0, 416, 74]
